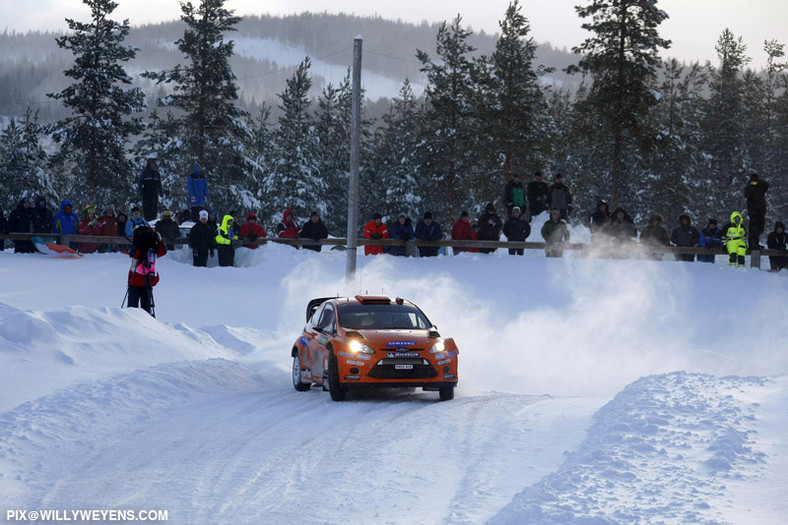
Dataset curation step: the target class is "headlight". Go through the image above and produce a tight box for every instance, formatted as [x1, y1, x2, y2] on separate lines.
[348, 340, 376, 354]
[429, 339, 445, 354]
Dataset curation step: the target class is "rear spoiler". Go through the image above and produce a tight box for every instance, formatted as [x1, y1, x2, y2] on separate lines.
[306, 297, 334, 322]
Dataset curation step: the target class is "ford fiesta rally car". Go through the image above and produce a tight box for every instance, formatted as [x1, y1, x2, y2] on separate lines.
[291, 295, 459, 401]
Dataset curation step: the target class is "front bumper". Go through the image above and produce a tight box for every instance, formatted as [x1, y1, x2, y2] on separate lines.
[336, 350, 458, 385]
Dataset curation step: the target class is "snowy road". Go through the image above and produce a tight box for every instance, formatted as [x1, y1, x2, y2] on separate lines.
[1, 359, 597, 524]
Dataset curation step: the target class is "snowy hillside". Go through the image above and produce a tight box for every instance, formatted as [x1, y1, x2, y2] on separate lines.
[1, 244, 786, 524]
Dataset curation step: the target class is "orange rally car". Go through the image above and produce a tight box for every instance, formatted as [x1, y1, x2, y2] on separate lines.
[291, 295, 459, 401]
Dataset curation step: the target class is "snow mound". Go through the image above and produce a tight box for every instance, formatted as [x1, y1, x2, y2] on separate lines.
[0, 303, 239, 411]
[0, 359, 263, 506]
[491, 372, 772, 524]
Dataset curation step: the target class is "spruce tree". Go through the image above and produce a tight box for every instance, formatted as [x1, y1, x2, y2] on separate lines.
[417, 15, 480, 219]
[314, 76, 353, 233]
[369, 79, 425, 223]
[703, 28, 750, 211]
[0, 109, 52, 205]
[246, 103, 276, 222]
[263, 58, 323, 226]
[476, 1, 552, 185]
[569, 0, 671, 209]
[646, 60, 708, 223]
[132, 110, 184, 213]
[144, 0, 249, 213]
[762, 40, 786, 219]
[47, 0, 144, 206]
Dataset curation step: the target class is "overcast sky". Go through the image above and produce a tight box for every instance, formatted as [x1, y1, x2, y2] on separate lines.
[3, 0, 786, 69]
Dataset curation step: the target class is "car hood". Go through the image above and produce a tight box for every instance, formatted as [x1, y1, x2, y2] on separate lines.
[353, 329, 436, 349]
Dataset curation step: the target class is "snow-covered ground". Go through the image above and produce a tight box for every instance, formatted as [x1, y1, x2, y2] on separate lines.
[1, 240, 786, 524]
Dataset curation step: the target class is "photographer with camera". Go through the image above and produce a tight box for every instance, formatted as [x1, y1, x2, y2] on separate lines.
[126, 226, 167, 317]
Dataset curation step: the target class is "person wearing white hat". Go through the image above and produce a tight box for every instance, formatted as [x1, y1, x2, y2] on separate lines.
[188, 209, 214, 267]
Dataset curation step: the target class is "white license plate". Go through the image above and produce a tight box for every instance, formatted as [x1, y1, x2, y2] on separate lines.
[395, 364, 414, 370]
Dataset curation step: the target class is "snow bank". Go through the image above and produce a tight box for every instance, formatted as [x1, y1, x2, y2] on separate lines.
[492, 372, 787, 524]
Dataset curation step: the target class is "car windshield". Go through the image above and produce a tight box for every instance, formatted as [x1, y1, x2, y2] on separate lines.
[338, 303, 431, 330]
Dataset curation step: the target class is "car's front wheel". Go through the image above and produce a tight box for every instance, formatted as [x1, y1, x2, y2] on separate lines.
[326, 355, 346, 401]
[439, 385, 454, 401]
[292, 352, 312, 392]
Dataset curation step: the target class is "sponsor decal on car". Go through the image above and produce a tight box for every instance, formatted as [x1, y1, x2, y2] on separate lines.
[338, 351, 354, 358]
[434, 353, 446, 360]
[344, 375, 361, 381]
[347, 360, 366, 366]
[437, 358, 451, 365]
[298, 336, 309, 346]
[355, 353, 371, 360]
[447, 349, 459, 357]
[385, 341, 417, 347]
[444, 374, 456, 380]
[386, 352, 420, 358]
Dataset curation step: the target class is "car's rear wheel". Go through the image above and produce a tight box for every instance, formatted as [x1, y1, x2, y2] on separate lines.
[292, 352, 311, 392]
[439, 385, 454, 401]
[327, 355, 346, 401]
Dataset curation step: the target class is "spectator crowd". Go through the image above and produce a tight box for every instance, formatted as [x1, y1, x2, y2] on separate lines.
[1, 162, 785, 272]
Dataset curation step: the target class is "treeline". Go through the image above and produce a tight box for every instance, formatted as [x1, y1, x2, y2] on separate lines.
[0, 0, 786, 236]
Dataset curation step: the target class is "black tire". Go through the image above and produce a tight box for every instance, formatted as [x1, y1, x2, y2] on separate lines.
[292, 352, 311, 392]
[439, 385, 454, 401]
[327, 355, 346, 401]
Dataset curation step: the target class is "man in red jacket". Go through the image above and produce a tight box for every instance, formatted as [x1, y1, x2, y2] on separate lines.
[451, 211, 472, 254]
[127, 226, 166, 317]
[363, 213, 388, 255]
[240, 212, 267, 249]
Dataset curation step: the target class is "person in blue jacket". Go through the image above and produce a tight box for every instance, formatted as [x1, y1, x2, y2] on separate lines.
[388, 214, 414, 256]
[187, 161, 209, 219]
[698, 218, 722, 263]
[415, 212, 443, 257]
[53, 199, 79, 235]
[125, 206, 150, 237]
[52, 199, 80, 250]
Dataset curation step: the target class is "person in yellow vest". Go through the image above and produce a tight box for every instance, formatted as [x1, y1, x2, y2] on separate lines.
[721, 211, 747, 268]
[215, 214, 239, 267]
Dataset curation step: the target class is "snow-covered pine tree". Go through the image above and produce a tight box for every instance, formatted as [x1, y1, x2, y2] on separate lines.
[475, 0, 552, 191]
[246, 103, 276, 221]
[263, 58, 323, 228]
[766, 41, 788, 220]
[0, 108, 53, 205]
[644, 60, 707, 224]
[314, 75, 352, 233]
[131, 110, 184, 214]
[47, 0, 145, 207]
[546, 84, 603, 222]
[143, 0, 250, 215]
[368, 79, 424, 224]
[568, 0, 671, 210]
[417, 15, 481, 220]
[703, 29, 750, 213]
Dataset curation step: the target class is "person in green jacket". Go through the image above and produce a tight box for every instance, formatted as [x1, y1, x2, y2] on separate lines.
[215, 214, 239, 267]
[541, 208, 570, 258]
[722, 211, 747, 268]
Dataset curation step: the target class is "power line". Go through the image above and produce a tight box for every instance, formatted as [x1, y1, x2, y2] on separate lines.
[364, 48, 422, 65]
[236, 46, 352, 81]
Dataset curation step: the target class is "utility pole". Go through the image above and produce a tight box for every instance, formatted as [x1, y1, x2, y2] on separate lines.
[346, 35, 362, 282]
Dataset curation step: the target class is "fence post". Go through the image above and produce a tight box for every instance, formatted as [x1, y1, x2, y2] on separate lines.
[750, 249, 761, 269]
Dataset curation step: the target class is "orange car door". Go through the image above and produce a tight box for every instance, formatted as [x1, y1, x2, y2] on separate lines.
[310, 303, 336, 381]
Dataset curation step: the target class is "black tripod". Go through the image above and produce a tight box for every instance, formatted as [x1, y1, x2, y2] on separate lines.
[144, 269, 156, 318]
